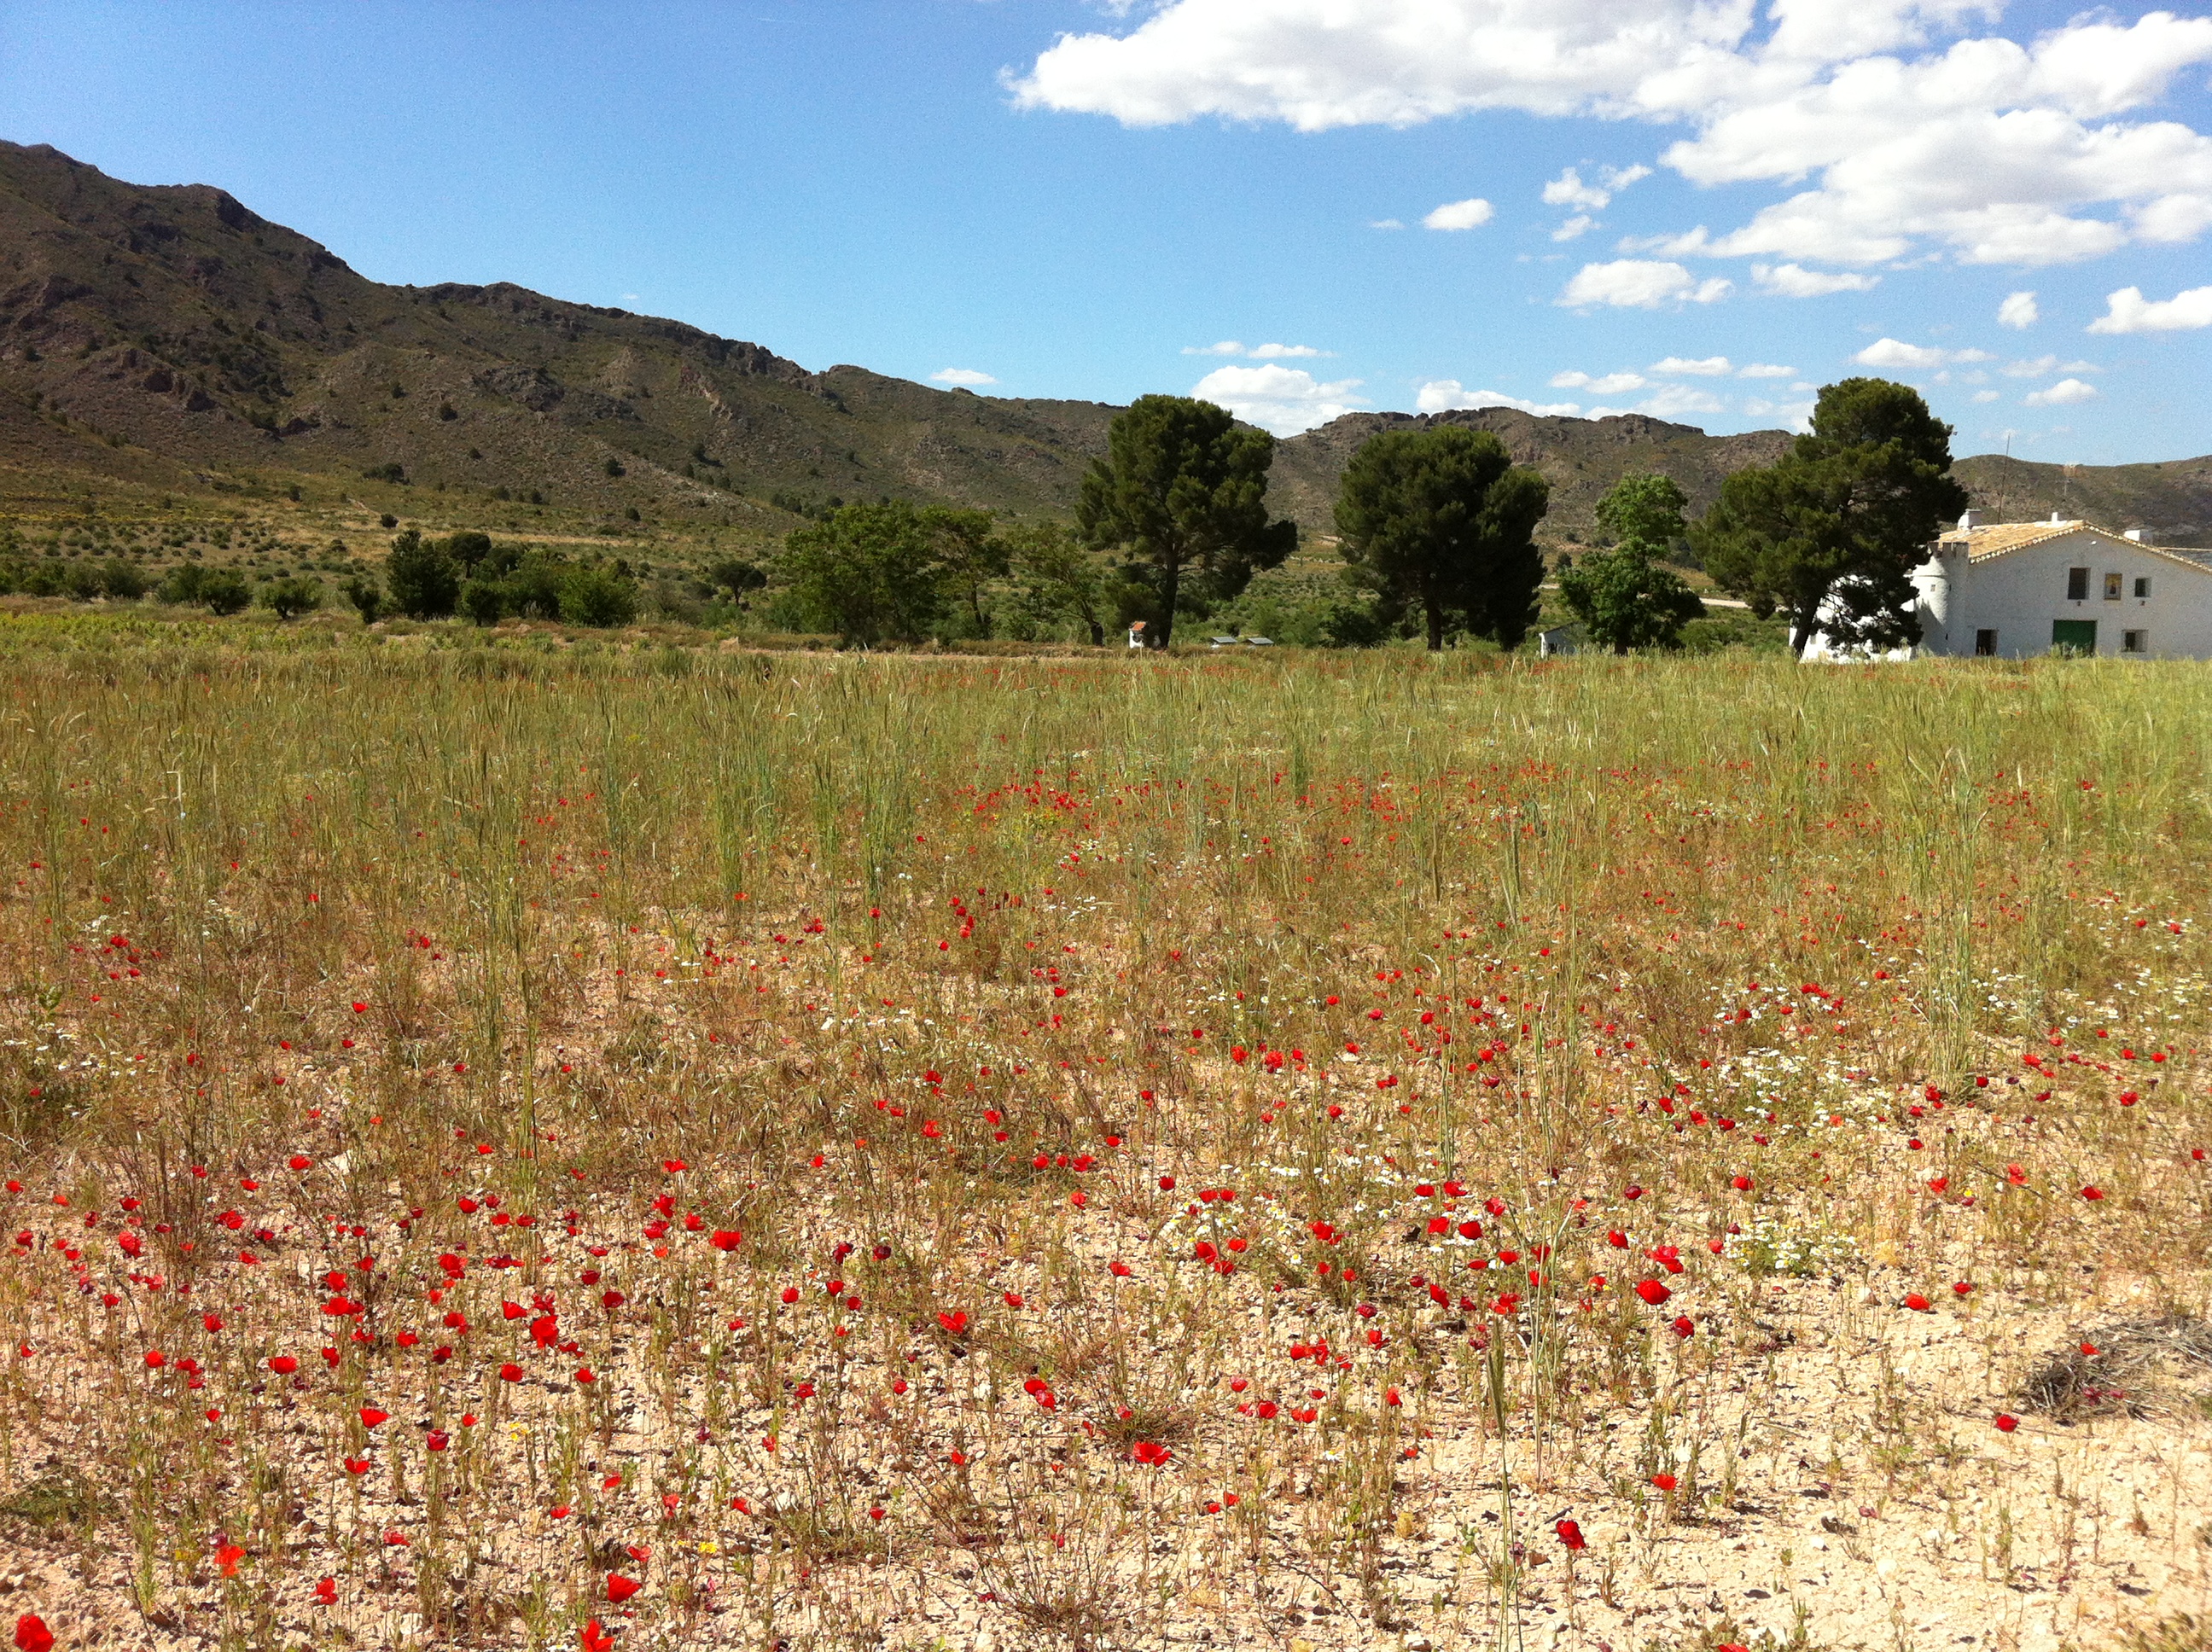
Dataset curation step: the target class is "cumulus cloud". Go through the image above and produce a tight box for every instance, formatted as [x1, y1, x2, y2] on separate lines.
[1423, 196, 1495, 230]
[1550, 369, 1650, 394]
[1552, 214, 1597, 241]
[1650, 354, 1732, 376]
[1560, 260, 1731, 309]
[1998, 290, 2039, 329]
[1012, 2, 2212, 269]
[1973, 388, 2002, 401]
[1742, 398, 1817, 430]
[931, 368, 998, 387]
[2001, 354, 2098, 378]
[1370, 217, 1406, 230]
[1738, 361, 1796, 378]
[1752, 262, 1880, 297]
[2087, 284, 2212, 333]
[1591, 381, 1727, 420]
[2023, 376, 2099, 405]
[1183, 340, 1328, 359]
[1416, 381, 1583, 417]
[1542, 163, 1652, 212]
[1190, 364, 1366, 433]
[1854, 337, 1994, 369]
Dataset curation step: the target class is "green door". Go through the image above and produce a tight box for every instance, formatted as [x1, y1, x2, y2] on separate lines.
[2052, 620, 2098, 654]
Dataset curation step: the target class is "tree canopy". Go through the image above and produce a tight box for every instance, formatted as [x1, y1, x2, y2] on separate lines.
[1693, 378, 1969, 657]
[1076, 395, 1295, 647]
[779, 501, 950, 645]
[1333, 424, 1550, 650]
[1559, 472, 1705, 654]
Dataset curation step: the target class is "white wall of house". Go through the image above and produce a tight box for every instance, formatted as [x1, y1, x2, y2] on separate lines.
[1912, 526, 2212, 660]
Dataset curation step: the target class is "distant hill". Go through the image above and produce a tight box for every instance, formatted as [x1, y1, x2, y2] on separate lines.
[1, 138, 2205, 552]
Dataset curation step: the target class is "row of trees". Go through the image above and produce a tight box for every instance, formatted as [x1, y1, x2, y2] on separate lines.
[769, 375, 1962, 656]
[352, 531, 641, 627]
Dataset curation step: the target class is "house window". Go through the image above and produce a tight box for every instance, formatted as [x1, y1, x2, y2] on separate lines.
[1974, 629, 1998, 656]
[2104, 571, 2122, 600]
[2066, 567, 2089, 600]
[2123, 629, 2146, 654]
[2134, 576, 2151, 598]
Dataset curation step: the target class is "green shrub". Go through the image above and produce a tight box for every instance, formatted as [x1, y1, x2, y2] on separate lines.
[258, 576, 323, 620]
[384, 530, 459, 619]
[558, 566, 638, 628]
[341, 575, 385, 623]
[200, 570, 252, 615]
[459, 579, 509, 626]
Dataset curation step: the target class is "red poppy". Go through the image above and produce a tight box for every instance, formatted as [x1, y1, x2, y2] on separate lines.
[1995, 1414, 2019, 1433]
[1634, 1280, 1671, 1306]
[607, 1573, 641, 1603]
[1554, 1519, 1586, 1550]
[15, 1616, 54, 1652]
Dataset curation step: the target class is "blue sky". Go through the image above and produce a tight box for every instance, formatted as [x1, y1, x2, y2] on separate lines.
[3, 1, 2209, 462]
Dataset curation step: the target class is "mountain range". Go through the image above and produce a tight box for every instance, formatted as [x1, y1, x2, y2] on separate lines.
[2, 138, 2206, 551]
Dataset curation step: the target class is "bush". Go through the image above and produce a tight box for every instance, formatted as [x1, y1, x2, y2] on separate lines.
[459, 579, 509, 626]
[384, 530, 459, 619]
[778, 501, 947, 644]
[258, 576, 323, 620]
[199, 570, 252, 615]
[341, 575, 385, 623]
[96, 561, 147, 599]
[443, 532, 493, 572]
[362, 462, 407, 485]
[558, 566, 638, 628]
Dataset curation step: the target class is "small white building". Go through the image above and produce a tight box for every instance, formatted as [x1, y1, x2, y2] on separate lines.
[1807, 513, 2212, 660]
[1911, 514, 2212, 659]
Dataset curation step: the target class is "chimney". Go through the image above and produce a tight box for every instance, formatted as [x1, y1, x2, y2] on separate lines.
[2124, 527, 2150, 543]
[1957, 509, 1985, 530]
[2050, 510, 2064, 523]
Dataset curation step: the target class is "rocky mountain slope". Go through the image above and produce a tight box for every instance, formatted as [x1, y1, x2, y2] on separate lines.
[2, 139, 2203, 549]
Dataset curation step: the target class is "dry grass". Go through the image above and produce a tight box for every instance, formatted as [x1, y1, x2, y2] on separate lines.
[1, 637, 2210, 1652]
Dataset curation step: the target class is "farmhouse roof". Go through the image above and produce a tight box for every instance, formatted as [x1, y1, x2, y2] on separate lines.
[1936, 519, 2212, 576]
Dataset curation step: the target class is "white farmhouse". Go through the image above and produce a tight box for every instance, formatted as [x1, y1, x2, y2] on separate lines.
[1807, 512, 2212, 660]
[1912, 513, 2212, 659]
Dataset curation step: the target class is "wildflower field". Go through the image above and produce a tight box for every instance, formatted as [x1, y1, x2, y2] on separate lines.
[2, 635, 2209, 1652]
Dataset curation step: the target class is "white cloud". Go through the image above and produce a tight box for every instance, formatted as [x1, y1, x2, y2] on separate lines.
[931, 368, 998, 387]
[1595, 381, 1727, 420]
[2087, 283, 2212, 333]
[1416, 381, 1583, 417]
[1552, 214, 1597, 241]
[2001, 354, 2098, 378]
[1560, 260, 1731, 309]
[1013, 3, 2212, 269]
[1190, 364, 1366, 433]
[1542, 163, 1651, 212]
[1752, 262, 1880, 297]
[1853, 337, 1993, 369]
[1973, 388, 2001, 401]
[1182, 340, 1328, 359]
[1550, 369, 1650, 394]
[1738, 361, 1796, 378]
[1423, 196, 1495, 230]
[2023, 376, 2098, 405]
[1997, 290, 2039, 329]
[1742, 396, 1817, 429]
[1370, 218, 1406, 230]
[1650, 354, 1732, 376]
